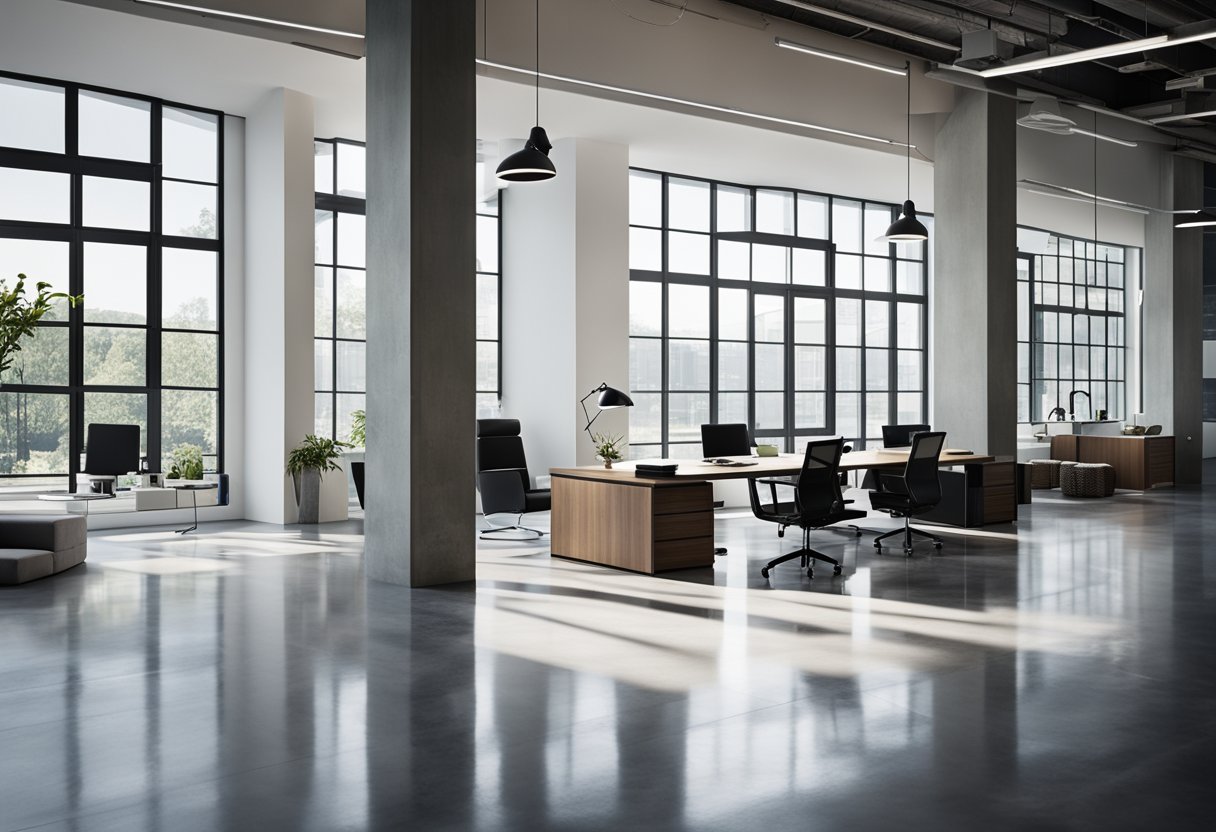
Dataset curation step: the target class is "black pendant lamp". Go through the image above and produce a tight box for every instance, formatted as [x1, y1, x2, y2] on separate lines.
[882, 62, 929, 242]
[497, 0, 556, 183]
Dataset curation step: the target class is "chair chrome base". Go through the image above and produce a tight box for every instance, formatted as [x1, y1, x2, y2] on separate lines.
[479, 514, 547, 541]
[761, 528, 844, 580]
[873, 517, 943, 557]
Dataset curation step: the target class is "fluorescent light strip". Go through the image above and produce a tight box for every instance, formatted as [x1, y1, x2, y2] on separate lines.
[133, 0, 364, 39]
[1016, 179, 1205, 215]
[774, 37, 907, 76]
[1149, 109, 1216, 124]
[1067, 127, 1138, 148]
[476, 59, 909, 148]
[773, 0, 959, 53]
[1018, 182, 1150, 215]
[977, 27, 1216, 78]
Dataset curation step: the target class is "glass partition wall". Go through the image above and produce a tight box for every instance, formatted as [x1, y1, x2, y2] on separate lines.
[0, 73, 223, 492]
[628, 169, 930, 459]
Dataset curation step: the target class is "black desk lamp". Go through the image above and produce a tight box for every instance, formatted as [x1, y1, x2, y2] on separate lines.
[580, 382, 634, 436]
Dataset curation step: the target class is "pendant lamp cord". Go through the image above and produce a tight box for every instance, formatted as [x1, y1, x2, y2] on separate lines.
[905, 61, 912, 208]
[534, 0, 541, 127]
[1093, 112, 1098, 244]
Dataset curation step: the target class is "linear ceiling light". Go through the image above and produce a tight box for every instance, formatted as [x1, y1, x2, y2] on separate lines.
[133, 1, 364, 39]
[774, 37, 907, 76]
[1175, 209, 1216, 227]
[772, 0, 959, 52]
[1150, 108, 1216, 124]
[476, 59, 910, 148]
[973, 24, 1216, 78]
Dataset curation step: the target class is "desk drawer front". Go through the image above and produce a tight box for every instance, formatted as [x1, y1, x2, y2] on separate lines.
[652, 484, 713, 515]
[654, 511, 713, 541]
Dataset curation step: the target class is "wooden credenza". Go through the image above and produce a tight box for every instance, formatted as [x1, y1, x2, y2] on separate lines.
[1050, 435, 1175, 490]
[550, 472, 714, 574]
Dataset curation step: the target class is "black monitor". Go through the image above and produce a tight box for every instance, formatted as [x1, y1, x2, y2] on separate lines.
[84, 423, 141, 476]
[881, 423, 931, 449]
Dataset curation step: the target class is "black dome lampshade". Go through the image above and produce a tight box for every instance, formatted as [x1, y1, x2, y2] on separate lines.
[1176, 208, 1216, 228]
[496, 126, 556, 182]
[881, 62, 930, 243]
[596, 385, 634, 409]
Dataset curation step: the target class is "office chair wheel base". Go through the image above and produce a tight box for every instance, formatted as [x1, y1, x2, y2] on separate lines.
[904, 547, 914, 557]
[777, 528, 785, 538]
[806, 568, 814, 579]
[873, 542, 882, 550]
[833, 565, 842, 575]
[760, 567, 770, 579]
[934, 542, 943, 550]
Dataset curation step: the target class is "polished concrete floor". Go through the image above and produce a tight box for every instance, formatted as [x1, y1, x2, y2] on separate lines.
[2, 470, 1215, 831]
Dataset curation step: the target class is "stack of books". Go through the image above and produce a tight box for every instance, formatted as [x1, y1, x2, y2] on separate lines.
[634, 463, 678, 478]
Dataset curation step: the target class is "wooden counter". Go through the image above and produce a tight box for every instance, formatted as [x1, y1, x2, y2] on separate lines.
[1050, 435, 1175, 490]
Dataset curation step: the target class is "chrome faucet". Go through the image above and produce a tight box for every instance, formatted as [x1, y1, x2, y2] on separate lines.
[1048, 406, 1066, 421]
[1068, 389, 1089, 421]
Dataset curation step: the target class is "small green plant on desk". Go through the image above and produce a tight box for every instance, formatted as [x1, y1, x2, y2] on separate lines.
[168, 444, 205, 480]
[593, 433, 624, 469]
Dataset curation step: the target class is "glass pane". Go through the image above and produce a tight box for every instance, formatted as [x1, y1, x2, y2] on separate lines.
[835, 253, 861, 290]
[863, 257, 891, 293]
[0, 78, 65, 153]
[754, 294, 784, 342]
[630, 281, 662, 336]
[337, 394, 365, 443]
[336, 143, 366, 198]
[84, 242, 146, 324]
[336, 269, 366, 339]
[314, 141, 334, 194]
[718, 342, 748, 390]
[718, 241, 750, 281]
[629, 170, 662, 227]
[897, 392, 922, 424]
[162, 331, 218, 388]
[163, 107, 218, 183]
[668, 178, 710, 232]
[897, 350, 923, 390]
[314, 393, 333, 438]
[629, 392, 662, 444]
[794, 346, 825, 389]
[84, 326, 145, 385]
[0, 392, 69, 475]
[476, 342, 497, 392]
[314, 267, 333, 337]
[336, 213, 365, 268]
[669, 340, 710, 390]
[82, 176, 149, 231]
[752, 244, 789, 283]
[476, 393, 499, 420]
[754, 343, 784, 390]
[897, 302, 922, 349]
[163, 248, 218, 330]
[835, 393, 860, 438]
[668, 231, 709, 274]
[630, 338, 662, 391]
[162, 389, 218, 470]
[719, 288, 748, 340]
[797, 193, 828, 239]
[792, 249, 826, 286]
[794, 297, 826, 344]
[795, 393, 826, 429]
[755, 392, 784, 430]
[836, 298, 861, 345]
[315, 340, 333, 390]
[630, 228, 662, 271]
[162, 181, 218, 238]
[866, 392, 888, 439]
[865, 300, 890, 347]
[338, 340, 367, 392]
[865, 348, 889, 390]
[717, 186, 751, 232]
[83, 393, 147, 455]
[79, 90, 150, 162]
[476, 214, 499, 273]
[864, 204, 892, 255]
[836, 347, 860, 390]
[832, 199, 862, 253]
[0, 239, 71, 321]
[476, 273, 498, 340]
[718, 392, 748, 425]
[756, 190, 794, 235]
[5, 325, 68, 386]
[315, 210, 334, 264]
[668, 393, 710, 442]
[668, 284, 709, 338]
[0, 168, 70, 224]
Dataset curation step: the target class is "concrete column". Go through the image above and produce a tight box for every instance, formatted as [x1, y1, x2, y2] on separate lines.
[500, 138, 631, 473]
[365, 0, 476, 586]
[1144, 154, 1204, 483]
[243, 88, 315, 524]
[931, 89, 1017, 457]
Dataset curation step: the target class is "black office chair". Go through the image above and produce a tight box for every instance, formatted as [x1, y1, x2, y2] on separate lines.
[868, 430, 947, 557]
[476, 419, 551, 539]
[752, 437, 867, 580]
[860, 423, 932, 491]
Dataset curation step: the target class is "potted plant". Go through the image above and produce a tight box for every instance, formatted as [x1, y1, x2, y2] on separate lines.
[0, 274, 82, 385]
[287, 434, 350, 523]
[348, 410, 366, 509]
[593, 433, 624, 469]
[168, 443, 205, 480]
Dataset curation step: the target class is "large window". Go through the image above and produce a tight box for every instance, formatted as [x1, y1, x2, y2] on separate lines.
[1016, 231, 1136, 422]
[0, 73, 223, 492]
[628, 169, 929, 459]
[313, 141, 502, 440]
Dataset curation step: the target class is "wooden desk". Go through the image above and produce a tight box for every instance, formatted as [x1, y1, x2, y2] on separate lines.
[550, 450, 994, 574]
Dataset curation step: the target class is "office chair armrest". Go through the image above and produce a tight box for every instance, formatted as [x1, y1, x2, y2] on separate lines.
[478, 469, 528, 514]
[753, 476, 796, 487]
[878, 473, 908, 495]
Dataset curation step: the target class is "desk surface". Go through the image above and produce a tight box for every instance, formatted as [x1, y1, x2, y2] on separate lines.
[551, 449, 993, 485]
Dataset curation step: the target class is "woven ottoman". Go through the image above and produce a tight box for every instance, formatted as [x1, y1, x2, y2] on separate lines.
[1029, 458, 1063, 489]
[1060, 462, 1116, 498]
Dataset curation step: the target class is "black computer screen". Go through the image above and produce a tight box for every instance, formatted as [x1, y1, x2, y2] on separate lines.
[84, 424, 141, 476]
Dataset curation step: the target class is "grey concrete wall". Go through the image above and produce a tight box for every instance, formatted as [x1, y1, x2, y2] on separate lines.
[931, 89, 1017, 458]
[242, 88, 315, 524]
[365, 0, 476, 586]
